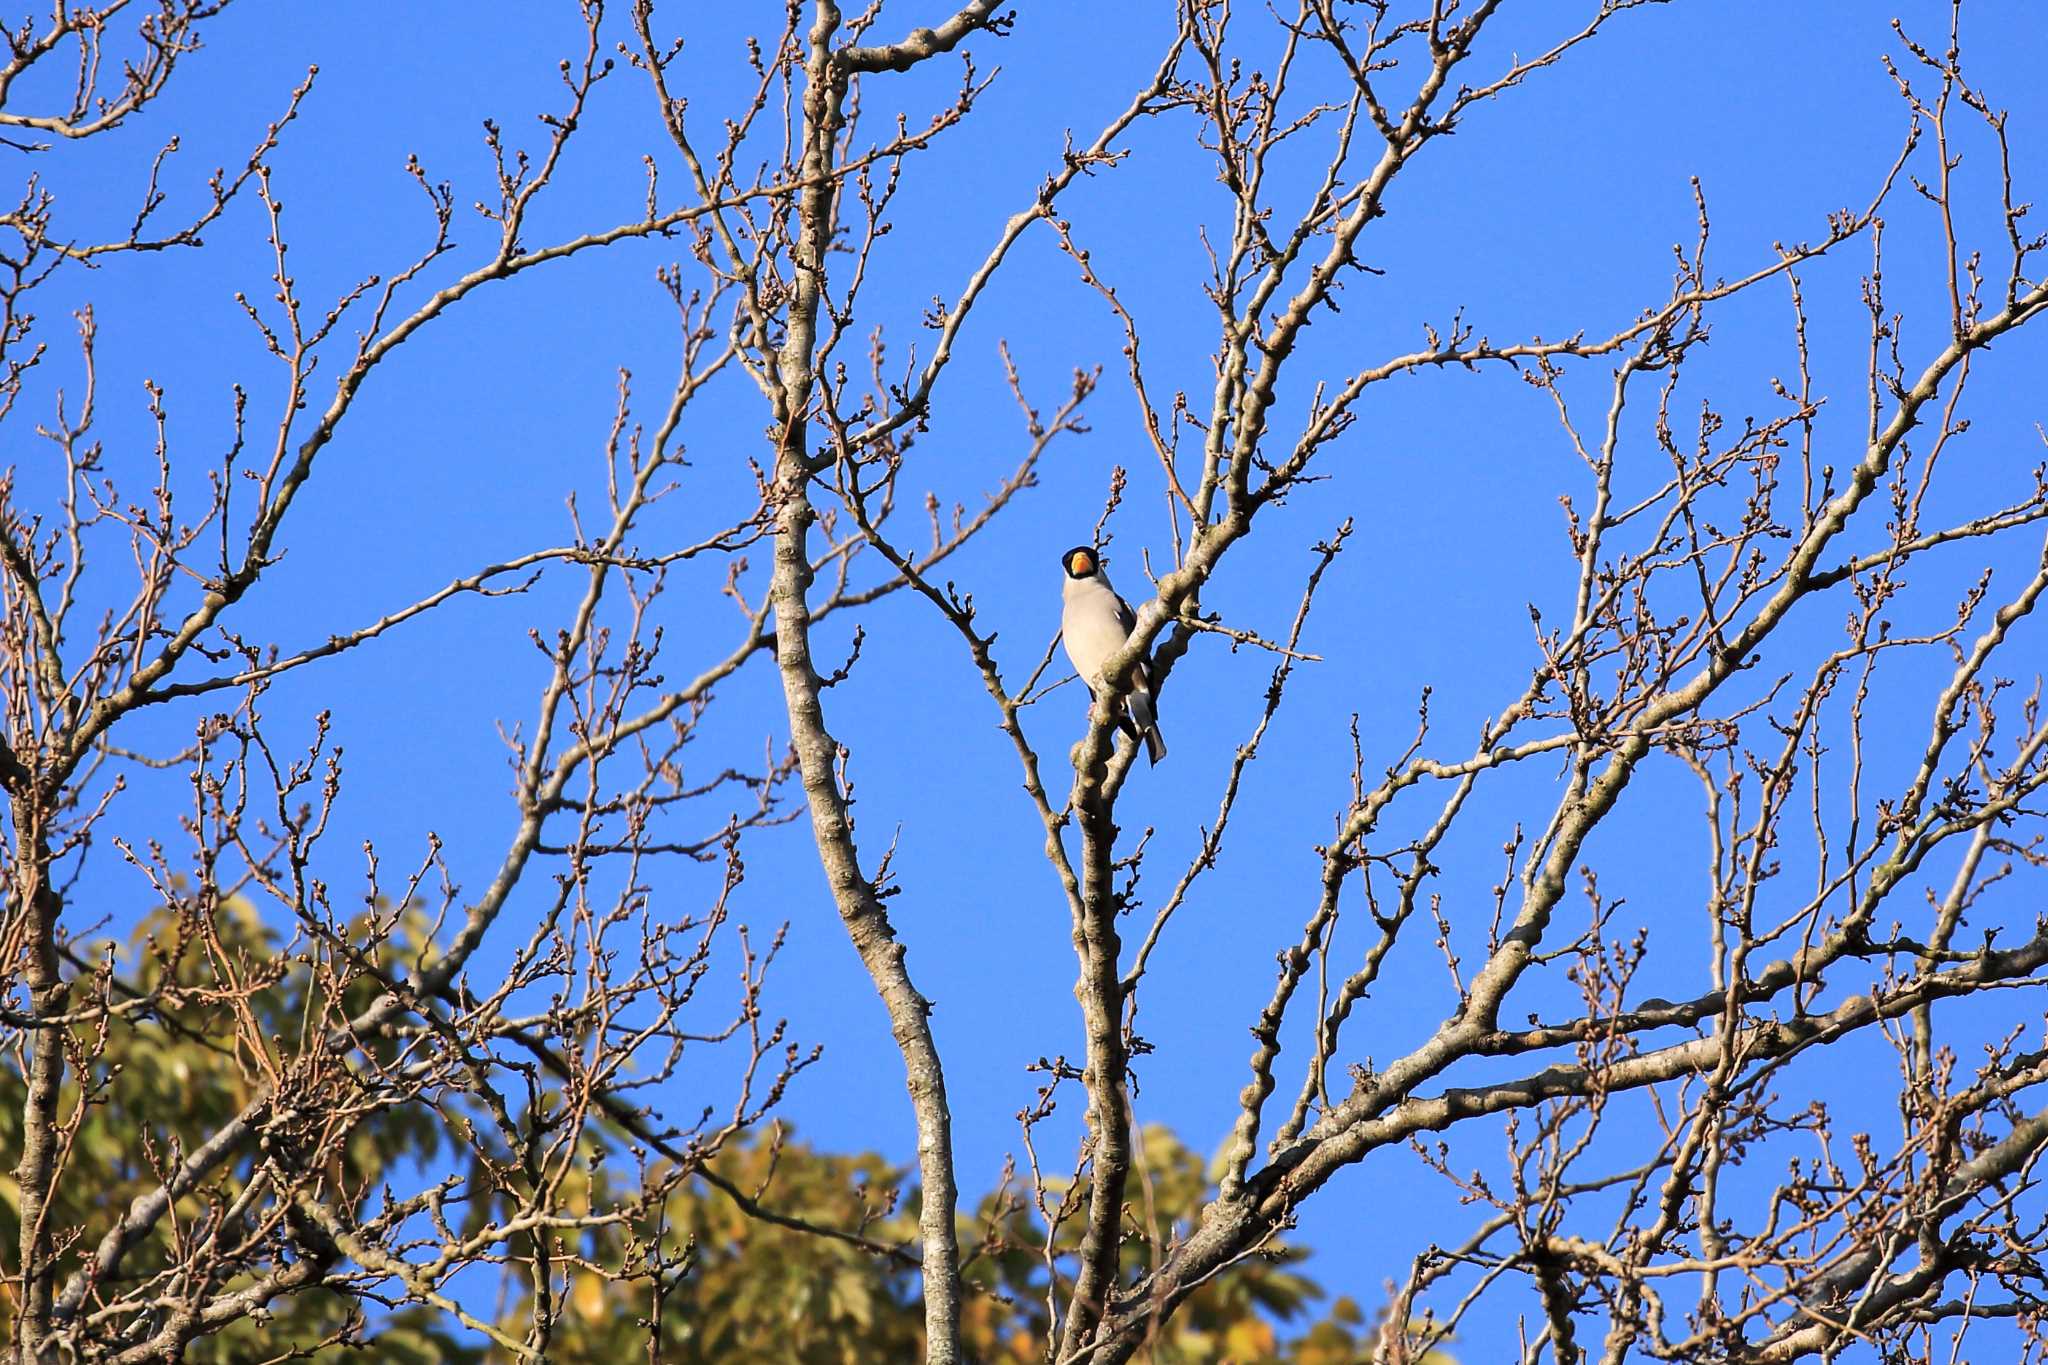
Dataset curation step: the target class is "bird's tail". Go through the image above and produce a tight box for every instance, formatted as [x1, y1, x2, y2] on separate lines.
[1130, 690, 1168, 766]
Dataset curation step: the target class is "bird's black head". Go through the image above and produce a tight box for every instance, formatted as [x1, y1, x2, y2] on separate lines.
[1062, 545, 1099, 579]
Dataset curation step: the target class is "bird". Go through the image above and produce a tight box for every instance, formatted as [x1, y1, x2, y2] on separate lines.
[1060, 544, 1168, 766]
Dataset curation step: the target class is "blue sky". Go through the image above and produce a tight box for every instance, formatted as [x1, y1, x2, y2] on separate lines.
[22, 0, 2048, 1356]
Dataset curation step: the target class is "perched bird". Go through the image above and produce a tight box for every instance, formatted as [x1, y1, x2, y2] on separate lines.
[1060, 544, 1168, 766]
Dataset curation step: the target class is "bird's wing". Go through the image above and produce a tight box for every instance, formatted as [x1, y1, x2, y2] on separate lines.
[1113, 590, 1151, 692]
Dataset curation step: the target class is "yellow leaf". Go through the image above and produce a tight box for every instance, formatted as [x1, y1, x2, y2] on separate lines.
[1224, 1317, 1275, 1360]
[573, 1271, 607, 1323]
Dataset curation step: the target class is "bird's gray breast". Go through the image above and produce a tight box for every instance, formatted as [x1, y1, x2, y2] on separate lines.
[1062, 577, 1131, 681]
